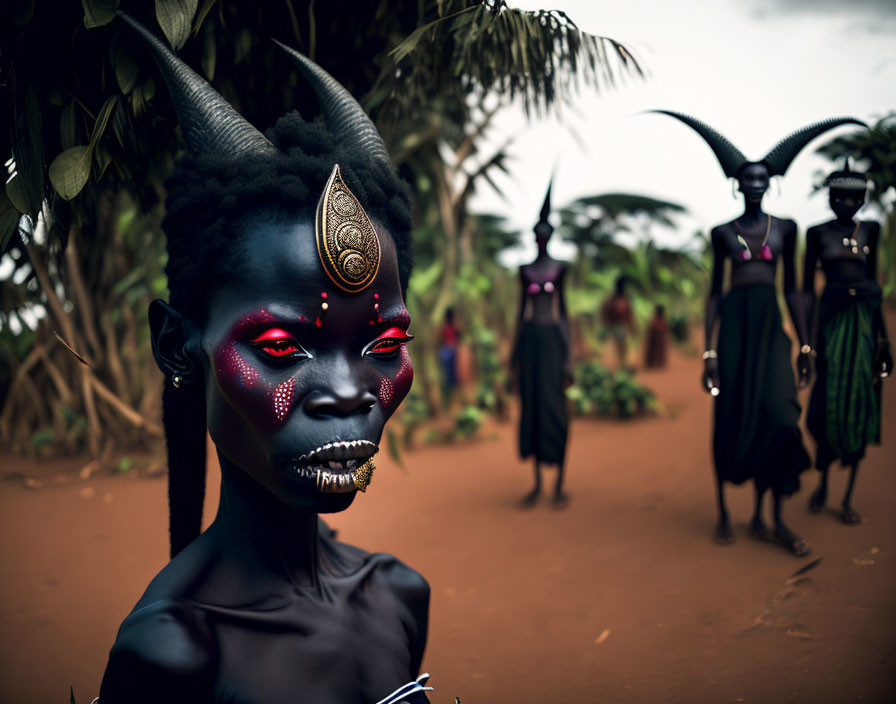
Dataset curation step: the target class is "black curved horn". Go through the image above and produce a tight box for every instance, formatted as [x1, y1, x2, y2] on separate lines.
[118, 13, 275, 156]
[273, 41, 391, 168]
[652, 110, 748, 178]
[762, 117, 866, 177]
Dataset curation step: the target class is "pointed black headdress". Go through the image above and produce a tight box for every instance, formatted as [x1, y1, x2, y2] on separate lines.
[825, 156, 869, 191]
[652, 110, 866, 179]
[537, 177, 553, 228]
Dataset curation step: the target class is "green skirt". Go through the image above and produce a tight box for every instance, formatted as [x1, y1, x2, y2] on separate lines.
[807, 281, 882, 467]
[713, 285, 810, 495]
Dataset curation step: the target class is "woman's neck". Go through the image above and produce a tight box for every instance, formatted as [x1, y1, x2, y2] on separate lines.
[834, 213, 857, 228]
[211, 455, 321, 591]
[739, 197, 765, 225]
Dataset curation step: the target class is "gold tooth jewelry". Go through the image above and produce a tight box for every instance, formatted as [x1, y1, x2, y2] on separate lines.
[353, 458, 375, 493]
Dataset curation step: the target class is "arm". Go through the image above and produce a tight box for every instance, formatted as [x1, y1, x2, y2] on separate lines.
[511, 270, 528, 378]
[379, 560, 431, 679]
[556, 265, 573, 382]
[782, 221, 811, 386]
[702, 228, 725, 394]
[868, 223, 892, 378]
[802, 226, 821, 349]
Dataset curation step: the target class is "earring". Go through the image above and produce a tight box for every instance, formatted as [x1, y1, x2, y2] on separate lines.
[172, 374, 183, 389]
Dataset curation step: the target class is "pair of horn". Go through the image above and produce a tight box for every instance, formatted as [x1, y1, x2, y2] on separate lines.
[652, 110, 866, 178]
[118, 13, 390, 166]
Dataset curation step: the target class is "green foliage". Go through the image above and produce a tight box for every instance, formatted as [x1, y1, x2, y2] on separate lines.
[82, 0, 119, 28]
[155, 0, 199, 50]
[566, 361, 656, 418]
[30, 428, 57, 453]
[471, 327, 505, 413]
[388, 0, 643, 118]
[453, 404, 484, 438]
[559, 192, 706, 355]
[395, 387, 431, 448]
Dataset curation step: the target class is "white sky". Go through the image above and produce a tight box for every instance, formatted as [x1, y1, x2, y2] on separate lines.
[471, 0, 896, 262]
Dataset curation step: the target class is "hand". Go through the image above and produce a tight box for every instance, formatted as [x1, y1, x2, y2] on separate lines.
[702, 357, 720, 396]
[797, 350, 814, 388]
[876, 341, 893, 380]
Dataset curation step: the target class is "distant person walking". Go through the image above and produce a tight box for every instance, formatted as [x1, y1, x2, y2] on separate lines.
[644, 304, 669, 369]
[438, 307, 461, 408]
[601, 276, 636, 370]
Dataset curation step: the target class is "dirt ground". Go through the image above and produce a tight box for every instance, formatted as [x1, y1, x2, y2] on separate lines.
[1, 343, 894, 704]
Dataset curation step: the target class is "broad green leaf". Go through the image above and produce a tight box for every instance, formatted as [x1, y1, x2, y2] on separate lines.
[82, 0, 119, 28]
[95, 143, 113, 182]
[5, 174, 29, 214]
[192, 0, 217, 36]
[200, 24, 216, 80]
[49, 146, 93, 200]
[112, 42, 140, 94]
[89, 95, 119, 149]
[155, 0, 198, 51]
[141, 77, 156, 102]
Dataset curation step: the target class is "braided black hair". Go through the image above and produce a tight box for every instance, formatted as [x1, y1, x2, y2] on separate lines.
[162, 111, 413, 556]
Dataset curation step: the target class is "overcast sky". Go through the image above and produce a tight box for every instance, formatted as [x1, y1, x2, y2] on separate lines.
[472, 0, 896, 261]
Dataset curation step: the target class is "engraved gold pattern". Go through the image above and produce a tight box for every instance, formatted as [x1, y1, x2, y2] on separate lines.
[315, 165, 380, 292]
[353, 458, 375, 492]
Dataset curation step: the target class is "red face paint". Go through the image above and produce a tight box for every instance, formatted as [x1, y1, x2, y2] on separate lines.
[213, 309, 302, 433]
[378, 347, 413, 413]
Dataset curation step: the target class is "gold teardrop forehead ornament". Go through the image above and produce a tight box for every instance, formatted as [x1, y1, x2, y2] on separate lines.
[315, 164, 381, 292]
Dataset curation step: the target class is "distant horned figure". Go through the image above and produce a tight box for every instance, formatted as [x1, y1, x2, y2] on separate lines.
[513, 176, 572, 508]
[653, 110, 865, 556]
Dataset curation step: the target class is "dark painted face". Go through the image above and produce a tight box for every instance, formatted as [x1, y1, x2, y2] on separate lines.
[829, 188, 865, 221]
[197, 208, 413, 513]
[534, 221, 553, 248]
[737, 163, 770, 203]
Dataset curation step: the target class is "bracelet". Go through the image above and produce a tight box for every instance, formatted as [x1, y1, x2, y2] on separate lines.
[702, 350, 717, 360]
[800, 344, 812, 355]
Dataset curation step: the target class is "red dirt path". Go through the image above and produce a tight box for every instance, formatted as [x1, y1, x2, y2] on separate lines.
[1, 347, 894, 703]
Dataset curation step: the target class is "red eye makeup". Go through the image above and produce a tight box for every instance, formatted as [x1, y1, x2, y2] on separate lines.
[251, 328, 308, 359]
[365, 326, 414, 357]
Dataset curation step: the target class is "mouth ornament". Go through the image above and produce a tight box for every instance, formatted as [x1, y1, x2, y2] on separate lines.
[291, 440, 378, 494]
